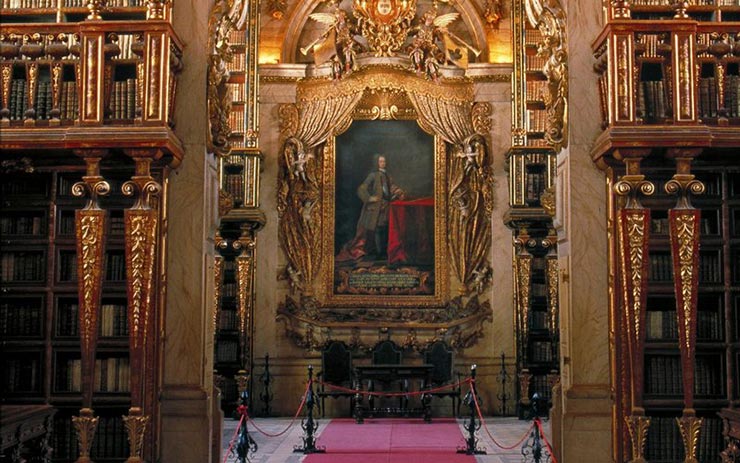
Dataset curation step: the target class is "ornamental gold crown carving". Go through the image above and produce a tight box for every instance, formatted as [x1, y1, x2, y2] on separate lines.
[304, 0, 479, 80]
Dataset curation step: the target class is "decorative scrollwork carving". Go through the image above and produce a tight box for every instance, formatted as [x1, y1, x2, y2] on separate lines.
[207, 0, 249, 157]
[524, 0, 568, 151]
[677, 415, 703, 463]
[471, 102, 493, 136]
[276, 294, 491, 351]
[625, 414, 651, 463]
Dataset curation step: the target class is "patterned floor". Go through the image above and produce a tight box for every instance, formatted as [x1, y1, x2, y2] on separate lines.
[221, 417, 552, 463]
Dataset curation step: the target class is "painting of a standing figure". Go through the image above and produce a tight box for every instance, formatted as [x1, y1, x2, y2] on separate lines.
[333, 120, 436, 296]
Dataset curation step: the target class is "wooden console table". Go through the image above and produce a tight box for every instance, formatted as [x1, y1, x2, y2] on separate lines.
[719, 408, 740, 462]
[353, 364, 433, 423]
[0, 405, 56, 463]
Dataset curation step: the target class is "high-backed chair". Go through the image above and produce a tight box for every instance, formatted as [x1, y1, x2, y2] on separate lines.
[423, 340, 460, 416]
[370, 340, 405, 410]
[372, 340, 402, 365]
[316, 341, 353, 417]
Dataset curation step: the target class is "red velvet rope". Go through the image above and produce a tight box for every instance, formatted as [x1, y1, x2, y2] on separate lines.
[470, 384, 534, 450]
[315, 377, 471, 397]
[222, 414, 245, 463]
[247, 380, 311, 438]
[535, 418, 558, 463]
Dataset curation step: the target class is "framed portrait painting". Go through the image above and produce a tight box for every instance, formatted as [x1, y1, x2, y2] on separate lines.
[321, 119, 449, 307]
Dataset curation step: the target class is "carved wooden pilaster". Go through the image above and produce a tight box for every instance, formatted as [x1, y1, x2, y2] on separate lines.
[234, 226, 256, 370]
[213, 254, 224, 340]
[71, 151, 110, 463]
[79, 26, 105, 125]
[613, 154, 654, 462]
[514, 233, 533, 369]
[671, 32, 696, 123]
[665, 152, 704, 459]
[518, 369, 532, 406]
[122, 153, 161, 463]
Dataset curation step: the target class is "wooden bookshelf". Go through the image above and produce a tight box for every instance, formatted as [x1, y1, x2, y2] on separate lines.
[0, 167, 152, 461]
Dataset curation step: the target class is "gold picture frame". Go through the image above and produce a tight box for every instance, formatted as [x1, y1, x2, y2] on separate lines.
[319, 131, 449, 308]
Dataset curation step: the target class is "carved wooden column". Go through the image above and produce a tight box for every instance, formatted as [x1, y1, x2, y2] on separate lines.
[20, 33, 43, 126]
[122, 153, 162, 463]
[71, 150, 111, 463]
[514, 232, 533, 410]
[665, 149, 705, 463]
[47, 33, 70, 126]
[235, 225, 256, 373]
[613, 152, 654, 463]
[545, 230, 559, 364]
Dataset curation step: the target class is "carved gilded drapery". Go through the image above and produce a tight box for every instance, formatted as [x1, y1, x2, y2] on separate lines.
[277, 67, 492, 348]
[71, 151, 110, 463]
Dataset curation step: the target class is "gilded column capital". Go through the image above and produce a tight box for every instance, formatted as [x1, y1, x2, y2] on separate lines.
[664, 154, 705, 210]
[614, 156, 655, 209]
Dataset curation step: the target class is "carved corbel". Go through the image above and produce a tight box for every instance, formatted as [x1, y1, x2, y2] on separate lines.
[664, 152, 704, 432]
[121, 153, 162, 463]
[71, 150, 110, 463]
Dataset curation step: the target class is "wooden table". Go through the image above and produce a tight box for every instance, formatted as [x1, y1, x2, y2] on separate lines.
[353, 364, 434, 423]
[719, 408, 740, 462]
[1, 405, 56, 463]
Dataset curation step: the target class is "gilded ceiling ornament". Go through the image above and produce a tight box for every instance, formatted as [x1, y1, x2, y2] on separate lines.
[524, 0, 568, 151]
[302, 0, 478, 80]
[483, 0, 504, 30]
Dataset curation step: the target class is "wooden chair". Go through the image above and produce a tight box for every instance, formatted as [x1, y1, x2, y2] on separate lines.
[316, 341, 354, 417]
[369, 340, 406, 411]
[423, 340, 461, 416]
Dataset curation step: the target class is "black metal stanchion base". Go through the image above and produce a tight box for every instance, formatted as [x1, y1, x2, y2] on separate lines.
[294, 365, 326, 454]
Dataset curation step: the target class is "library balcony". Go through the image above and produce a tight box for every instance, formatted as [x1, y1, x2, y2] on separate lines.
[591, 11, 740, 167]
[0, 19, 184, 166]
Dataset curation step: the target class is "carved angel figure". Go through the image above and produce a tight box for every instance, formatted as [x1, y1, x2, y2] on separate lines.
[304, 7, 361, 78]
[408, 7, 477, 79]
[283, 139, 313, 183]
[470, 266, 492, 294]
[285, 264, 304, 293]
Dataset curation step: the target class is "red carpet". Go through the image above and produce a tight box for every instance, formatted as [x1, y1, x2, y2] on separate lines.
[304, 418, 476, 462]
